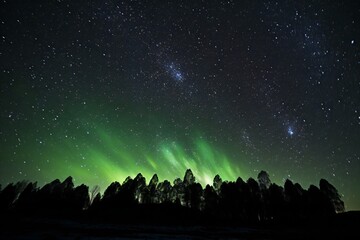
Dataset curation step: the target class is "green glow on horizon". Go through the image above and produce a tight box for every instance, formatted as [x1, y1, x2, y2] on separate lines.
[40, 125, 245, 191]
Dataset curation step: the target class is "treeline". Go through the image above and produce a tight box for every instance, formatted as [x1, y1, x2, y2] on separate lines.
[0, 170, 345, 224]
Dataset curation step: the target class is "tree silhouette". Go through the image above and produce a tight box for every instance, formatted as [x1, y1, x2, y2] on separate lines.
[156, 180, 172, 203]
[284, 179, 305, 220]
[134, 173, 146, 203]
[103, 181, 121, 199]
[246, 177, 262, 222]
[213, 174, 222, 194]
[203, 184, 218, 213]
[258, 170, 271, 190]
[172, 177, 185, 205]
[184, 169, 195, 186]
[268, 183, 285, 221]
[0, 169, 346, 225]
[319, 179, 345, 213]
[72, 184, 90, 211]
[185, 182, 203, 209]
[306, 184, 334, 217]
[16, 182, 37, 213]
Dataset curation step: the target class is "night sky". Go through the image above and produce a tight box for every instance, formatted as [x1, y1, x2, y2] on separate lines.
[1, 1, 359, 210]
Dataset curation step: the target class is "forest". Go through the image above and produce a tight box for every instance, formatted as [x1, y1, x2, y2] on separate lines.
[0, 169, 345, 225]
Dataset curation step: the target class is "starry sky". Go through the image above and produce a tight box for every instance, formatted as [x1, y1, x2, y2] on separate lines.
[0, 1, 359, 210]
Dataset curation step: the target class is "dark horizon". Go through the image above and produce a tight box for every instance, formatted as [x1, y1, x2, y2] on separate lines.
[2, 168, 359, 239]
[0, 169, 346, 218]
[0, 167, 354, 211]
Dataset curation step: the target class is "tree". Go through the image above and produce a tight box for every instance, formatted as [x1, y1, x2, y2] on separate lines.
[148, 174, 159, 204]
[149, 174, 159, 187]
[171, 178, 185, 205]
[219, 181, 241, 219]
[203, 185, 218, 212]
[134, 173, 146, 203]
[156, 180, 172, 203]
[119, 177, 137, 206]
[0, 181, 28, 210]
[72, 184, 90, 210]
[284, 179, 306, 220]
[213, 174, 223, 193]
[185, 182, 203, 210]
[268, 183, 285, 220]
[184, 169, 195, 186]
[103, 181, 121, 199]
[306, 184, 334, 217]
[258, 170, 271, 190]
[16, 182, 37, 213]
[319, 179, 345, 213]
[247, 178, 262, 222]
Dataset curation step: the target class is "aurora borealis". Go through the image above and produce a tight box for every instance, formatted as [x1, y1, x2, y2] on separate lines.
[0, 1, 359, 210]
[2, 100, 245, 189]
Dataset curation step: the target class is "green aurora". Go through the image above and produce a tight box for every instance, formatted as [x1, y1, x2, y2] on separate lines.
[1, 92, 358, 210]
[60, 129, 243, 187]
[1, 100, 247, 190]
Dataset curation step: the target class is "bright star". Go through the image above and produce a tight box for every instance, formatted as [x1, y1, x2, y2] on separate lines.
[287, 126, 294, 136]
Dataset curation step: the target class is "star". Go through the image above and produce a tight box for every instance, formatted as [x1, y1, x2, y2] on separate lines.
[287, 126, 294, 136]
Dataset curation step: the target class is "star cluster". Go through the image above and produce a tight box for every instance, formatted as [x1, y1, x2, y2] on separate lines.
[0, 1, 359, 210]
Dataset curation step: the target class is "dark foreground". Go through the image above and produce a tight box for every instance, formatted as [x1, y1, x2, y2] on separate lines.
[0, 173, 357, 239]
[1, 211, 359, 240]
